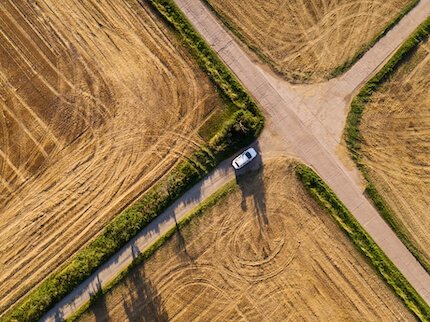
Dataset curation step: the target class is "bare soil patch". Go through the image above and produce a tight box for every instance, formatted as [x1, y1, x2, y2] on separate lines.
[78, 158, 414, 321]
[360, 39, 430, 268]
[0, 0, 224, 313]
[205, 0, 411, 82]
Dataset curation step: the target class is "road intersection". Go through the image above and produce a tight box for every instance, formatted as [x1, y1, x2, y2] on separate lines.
[42, 1, 430, 320]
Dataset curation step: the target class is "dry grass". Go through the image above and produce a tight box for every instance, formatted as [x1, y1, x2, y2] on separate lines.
[77, 158, 415, 321]
[0, 0, 224, 314]
[205, 0, 411, 82]
[360, 38, 430, 268]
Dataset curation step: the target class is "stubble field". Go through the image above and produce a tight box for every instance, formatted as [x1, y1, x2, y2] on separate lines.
[0, 0, 224, 314]
[359, 38, 430, 268]
[204, 0, 411, 82]
[78, 158, 414, 321]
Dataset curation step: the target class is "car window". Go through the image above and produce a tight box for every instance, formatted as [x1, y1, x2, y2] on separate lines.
[245, 152, 252, 159]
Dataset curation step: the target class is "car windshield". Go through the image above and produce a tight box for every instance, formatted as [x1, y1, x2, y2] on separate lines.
[245, 152, 252, 159]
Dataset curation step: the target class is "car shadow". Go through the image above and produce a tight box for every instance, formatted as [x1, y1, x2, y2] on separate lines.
[235, 143, 271, 258]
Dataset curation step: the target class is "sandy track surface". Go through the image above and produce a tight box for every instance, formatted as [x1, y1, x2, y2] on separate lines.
[204, 0, 411, 82]
[0, 0, 222, 314]
[77, 159, 415, 321]
[360, 40, 430, 267]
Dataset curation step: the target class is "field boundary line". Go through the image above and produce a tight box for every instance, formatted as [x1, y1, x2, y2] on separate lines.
[65, 179, 238, 321]
[296, 164, 430, 321]
[344, 16, 430, 275]
[200, 0, 420, 82]
[1, 0, 263, 320]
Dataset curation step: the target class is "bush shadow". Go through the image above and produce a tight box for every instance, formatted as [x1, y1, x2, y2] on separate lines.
[87, 276, 109, 322]
[121, 259, 168, 322]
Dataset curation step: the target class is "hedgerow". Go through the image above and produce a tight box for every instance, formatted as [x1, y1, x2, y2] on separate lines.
[331, 0, 420, 77]
[344, 16, 430, 276]
[296, 164, 430, 321]
[67, 179, 237, 321]
[3, 0, 263, 321]
[202, 0, 419, 81]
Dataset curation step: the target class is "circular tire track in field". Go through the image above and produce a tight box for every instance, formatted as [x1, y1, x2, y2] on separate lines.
[0, 0, 223, 315]
[214, 194, 301, 282]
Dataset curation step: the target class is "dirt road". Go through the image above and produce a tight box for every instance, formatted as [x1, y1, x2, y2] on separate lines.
[42, 0, 430, 320]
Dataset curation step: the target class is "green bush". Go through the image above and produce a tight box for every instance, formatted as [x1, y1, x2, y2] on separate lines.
[4, 0, 263, 321]
[67, 179, 237, 321]
[296, 164, 430, 321]
[343, 16, 430, 277]
[330, 0, 420, 77]
[202, 0, 419, 81]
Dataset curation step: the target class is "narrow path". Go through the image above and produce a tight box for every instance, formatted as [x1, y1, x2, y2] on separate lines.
[42, 1, 430, 320]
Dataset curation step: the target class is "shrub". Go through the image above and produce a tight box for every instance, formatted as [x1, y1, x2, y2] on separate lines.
[4, 0, 264, 321]
[296, 164, 430, 321]
[343, 16, 430, 277]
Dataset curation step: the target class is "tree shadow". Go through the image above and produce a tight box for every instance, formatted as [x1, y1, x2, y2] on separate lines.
[85, 245, 167, 321]
[53, 307, 64, 322]
[235, 143, 271, 258]
[122, 259, 168, 322]
[87, 276, 109, 322]
[173, 212, 194, 264]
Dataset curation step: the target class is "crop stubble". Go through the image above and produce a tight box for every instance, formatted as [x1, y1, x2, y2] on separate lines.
[79, 159, 414, 321]
[205, 0, 411, 82]
[0, 0, 224, 313]
[360, 39, 430, 268]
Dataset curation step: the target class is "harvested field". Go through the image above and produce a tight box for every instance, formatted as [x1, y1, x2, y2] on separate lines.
[205, 0, 412, 82]
[78, 158, 414, 321]
[359, 38, 430, 268]
[0, 0, 225, 314]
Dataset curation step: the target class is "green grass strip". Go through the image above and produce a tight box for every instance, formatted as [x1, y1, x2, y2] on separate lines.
[295, 164, 430, 321]
[66, 179, 238, 322]
[330, 0, 420, 77]
[344, 16, 430, 276]
[202, 0, 419, 82]
[2, 0, 263, 321]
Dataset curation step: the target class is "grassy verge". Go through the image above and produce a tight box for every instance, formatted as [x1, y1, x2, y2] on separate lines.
[295, 164, 430, 321]
[202, 0, 419, 82]
[344, 16, 430, 275]
[330, 0, 420, 77]
[2, 0, 263, 321]
[66, 179, 238, 322]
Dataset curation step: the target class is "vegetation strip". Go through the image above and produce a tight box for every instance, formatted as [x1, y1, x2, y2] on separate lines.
[295, 164, 430, 321]
[344, 16, 430, 275]
[3, 0, 263, 321]
[201, 0, 419, 81]
[330, 0, 420, 77]
[66, 179, 237, 321]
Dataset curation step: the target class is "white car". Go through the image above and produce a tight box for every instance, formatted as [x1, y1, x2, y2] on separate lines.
[232, 147, 257, 170]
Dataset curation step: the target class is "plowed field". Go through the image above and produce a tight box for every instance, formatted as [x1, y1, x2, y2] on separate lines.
[360, 39, 430, 268]
[78, 159, 414, 321]
[205, 0, 411, 82]
[0, 0, 223, 314]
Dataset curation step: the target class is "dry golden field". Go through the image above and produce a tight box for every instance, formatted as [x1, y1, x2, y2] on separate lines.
[78, 159, 414, 321]
[0, 0, 224, 314]
[206, 0, 411, 82]
[360, 39, 430, 268]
